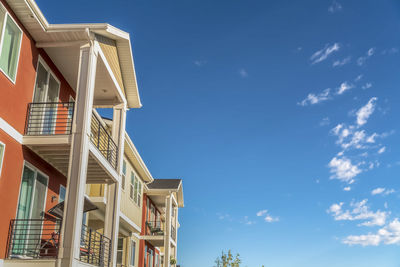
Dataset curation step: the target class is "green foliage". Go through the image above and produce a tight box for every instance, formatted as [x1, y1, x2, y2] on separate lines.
[170, 257, 177, 265]
[214, 250, 242, 267]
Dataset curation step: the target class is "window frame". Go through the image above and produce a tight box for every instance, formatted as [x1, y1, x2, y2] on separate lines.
[0, 141, 5, 177]
[59, 184, 66, 203]
[130, 240, 136, 266]
[0, 3, 23, 84]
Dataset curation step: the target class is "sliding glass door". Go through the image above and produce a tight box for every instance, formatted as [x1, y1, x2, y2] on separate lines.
[32, 60, 60, 135]
[13, 163, 48, 257]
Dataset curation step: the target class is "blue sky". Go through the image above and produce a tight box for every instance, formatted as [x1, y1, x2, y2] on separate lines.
[37, 0, 400, 266]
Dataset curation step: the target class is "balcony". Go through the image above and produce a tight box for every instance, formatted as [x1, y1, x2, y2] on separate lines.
[6, 218, 62, 259]
[6, 219, 111, 267]
[80, 224, 111, 267]
[142, 221, 165, 247]
[23, 102, 119, 183]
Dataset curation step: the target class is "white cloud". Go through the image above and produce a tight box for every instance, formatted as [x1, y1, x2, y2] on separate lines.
[243, 216, 256, 225]
[239, 68, 248, 78]
[354, 74, 363, 82]
[357, 48, 375, 66]
[311, 43, 340, 64]
[371, 187, 394, 196]
[328, 1, 343, 13]
[256, 210, 268, 217]
[328, 199, 388, 227]
[362, 82, 372, 89]
[256, 210, 279, 223]
[320, 117, 330, 126]
[344, 186, 351, 191]
[356, 97, 377, 126]
[194, 60, 207, 67]
[382, 47, 399, 55]
[333, 56, 351, 67]
[328, 157, 362, 183]
[378, 146, 386, 154]
[336, 82, 354, 95]
[298, 88, 331, 106]
[343, 219, 400, 246]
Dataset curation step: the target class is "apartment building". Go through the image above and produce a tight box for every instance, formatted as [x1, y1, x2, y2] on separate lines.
[0, 1, 183, 267]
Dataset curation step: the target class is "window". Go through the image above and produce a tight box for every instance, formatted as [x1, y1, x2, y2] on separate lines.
[59, 185, 66, 203]
[137, 181, 142, 206]
[0, 141, 5, 177]
[130, 172, 135, 200]
[117, 238, 124, 265]
[134, 176, 138, 203]
[130, 240, 136, 266]
[0, 6, 22, 83]
[121, 160, 126, 190]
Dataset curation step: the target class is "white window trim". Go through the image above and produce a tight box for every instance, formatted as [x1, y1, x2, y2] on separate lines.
[121, 160, 126, 192]
[0, 3, 23, 84]
[32, 56, 61, 102]
[0, 141, 5, 177]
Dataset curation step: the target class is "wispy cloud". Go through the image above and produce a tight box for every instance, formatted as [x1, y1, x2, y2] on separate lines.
[336, 82, 354, 95]
[320, 117, 330, 126]
[381, 47, 399, 55]
[194, 60, 207, 67]
[333, 56, 351, 67]
[328, 1, 343, 13]
[343, 218, 400, 246]
[311, 43, 341, 64]
[362, 82, 372, 90]
[328, 199, 388, 227]
[238, 68, 248, 78]
[256, 210, 279, 223]
[354, 74, 363, 82]
[344, 186, 351, 191]
[371, 187, 394, 196]
[328, 157, 362, 184]
[298, 89, 331, 106]
[356, 97, 377, 126]
[357, 48, 375, 66]
[378, 146, 386, 154]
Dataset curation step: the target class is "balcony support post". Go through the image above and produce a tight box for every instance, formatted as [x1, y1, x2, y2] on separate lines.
[104, 104, 126, 267]
[164, 194, 173, 267]
[59, 43, 98, 267]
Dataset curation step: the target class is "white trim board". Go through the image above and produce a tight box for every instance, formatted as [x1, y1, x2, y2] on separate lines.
[0, 117, 23, 143]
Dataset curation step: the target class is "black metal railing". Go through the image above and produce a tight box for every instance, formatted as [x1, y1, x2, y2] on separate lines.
[145, 221, 164, 236]
[25, 102, 75, 135]
[6, 219, 62, 259]
[80, 224, 111, 267]
[90, 113, 118, 169]
[171, 225, 176, 241]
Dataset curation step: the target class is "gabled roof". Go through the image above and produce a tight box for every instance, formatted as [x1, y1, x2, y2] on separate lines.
[5, 0, 142, 108]
[147, 179, 182, 190]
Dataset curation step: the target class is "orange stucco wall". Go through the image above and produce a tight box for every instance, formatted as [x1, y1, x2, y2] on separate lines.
[0, 0, 76, 259]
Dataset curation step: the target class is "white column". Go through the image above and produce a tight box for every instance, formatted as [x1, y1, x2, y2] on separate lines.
[104, 105, 127, 267]
[174, 206, 179, 261]
[60, 44, 98, 267]
[164, 195, 172, 267]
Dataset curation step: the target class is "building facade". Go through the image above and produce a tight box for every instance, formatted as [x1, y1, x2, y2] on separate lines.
[0, 1, 183, 267]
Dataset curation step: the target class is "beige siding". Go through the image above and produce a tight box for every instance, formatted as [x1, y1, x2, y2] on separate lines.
[95, 34, 125, 95]
[120, 155, 143, 229]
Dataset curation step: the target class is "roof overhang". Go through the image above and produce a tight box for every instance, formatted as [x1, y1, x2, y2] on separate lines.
[147, 182, 184, 208]
[5, 0, 142, 108]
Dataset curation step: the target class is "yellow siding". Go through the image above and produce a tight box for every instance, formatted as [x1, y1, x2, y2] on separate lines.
[95, 34, 125, 95]
[120, 155, 143, 229]
[87, 184, 106, 197]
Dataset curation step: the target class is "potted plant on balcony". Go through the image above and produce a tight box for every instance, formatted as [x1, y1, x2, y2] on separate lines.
[170, 257, 177, 266]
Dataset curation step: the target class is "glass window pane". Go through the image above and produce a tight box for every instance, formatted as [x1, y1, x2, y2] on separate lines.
[130, 241, 136, 266]
[0, 15, 22, 81]
[47, 74, 59, 102]
[16, 166, 35, 220]
[59, 185, 66, 203]
[33, 63, 48, 102]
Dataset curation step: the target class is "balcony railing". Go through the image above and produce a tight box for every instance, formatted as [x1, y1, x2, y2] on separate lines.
[171, 225, 176, 241]
[90, 113, 118, 169]
[6, 218, 62, 259]
[25, 102, 75, 135]
[80, 224, 111, 267]
[145, 221, 164, 236]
